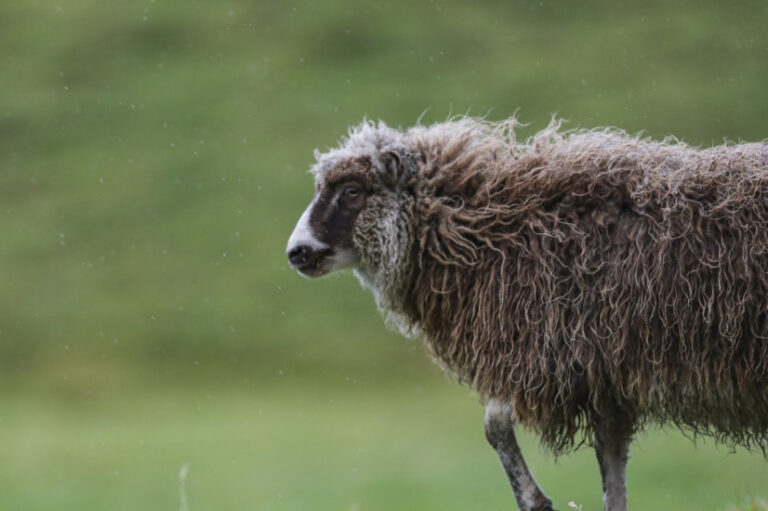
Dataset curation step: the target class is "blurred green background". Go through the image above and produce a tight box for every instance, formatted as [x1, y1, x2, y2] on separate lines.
[2, 0, 767, 509]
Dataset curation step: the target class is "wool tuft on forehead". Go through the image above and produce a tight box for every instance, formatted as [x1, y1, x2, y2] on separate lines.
[310, 120, 406, 180]
[309, 117, 522, 182]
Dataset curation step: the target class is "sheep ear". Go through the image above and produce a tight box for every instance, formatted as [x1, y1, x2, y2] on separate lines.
[375, 149, 412, 190]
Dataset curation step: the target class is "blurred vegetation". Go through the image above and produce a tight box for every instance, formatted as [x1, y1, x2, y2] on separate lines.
[1, 0, 767, 509]
[727, 500, 768, 511]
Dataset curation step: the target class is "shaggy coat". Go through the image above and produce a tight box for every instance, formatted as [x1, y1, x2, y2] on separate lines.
[311, 118, 768, 454]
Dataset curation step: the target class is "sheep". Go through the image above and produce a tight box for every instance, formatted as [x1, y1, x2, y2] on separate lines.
[286, 117, 768, 511]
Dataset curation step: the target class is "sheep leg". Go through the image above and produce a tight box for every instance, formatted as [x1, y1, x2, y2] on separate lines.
[485, 399, 556, 511]
[594, 425, 632, 511]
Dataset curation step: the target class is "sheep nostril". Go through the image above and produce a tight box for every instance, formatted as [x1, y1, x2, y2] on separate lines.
[288, 245, 335, 272]
[288, 245, 311, 267]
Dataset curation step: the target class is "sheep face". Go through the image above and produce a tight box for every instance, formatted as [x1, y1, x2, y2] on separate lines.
[287, 151, 416, 283]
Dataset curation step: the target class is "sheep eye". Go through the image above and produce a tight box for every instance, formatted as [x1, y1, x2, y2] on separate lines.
[343, 186, 361, 197]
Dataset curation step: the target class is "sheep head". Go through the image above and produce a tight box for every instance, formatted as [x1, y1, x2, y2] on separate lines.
[286, 140, 418, 292]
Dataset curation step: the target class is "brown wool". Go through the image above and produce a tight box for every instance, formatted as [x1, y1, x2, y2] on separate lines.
[315, 118, 768, 454]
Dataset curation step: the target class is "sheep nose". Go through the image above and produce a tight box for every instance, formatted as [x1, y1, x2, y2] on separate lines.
[287, 243, 335, 275]
[288, 245, 313, 267]
[289, 245, 334, 270]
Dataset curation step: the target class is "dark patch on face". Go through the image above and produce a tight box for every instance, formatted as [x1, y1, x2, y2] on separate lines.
[309, 158, 372, 250]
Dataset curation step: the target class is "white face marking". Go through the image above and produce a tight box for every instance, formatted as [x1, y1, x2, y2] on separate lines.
[286, 198, 329, 255]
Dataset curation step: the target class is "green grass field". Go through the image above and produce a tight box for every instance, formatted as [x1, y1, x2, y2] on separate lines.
[1, 0, 767, 508]
[1, 377, 767, 510]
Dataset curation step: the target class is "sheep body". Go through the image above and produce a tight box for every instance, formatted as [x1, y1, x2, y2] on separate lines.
[314, 118, 768, 453]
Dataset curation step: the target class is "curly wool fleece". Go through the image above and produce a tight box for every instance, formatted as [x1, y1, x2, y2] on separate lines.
[313, 118, 768, 453]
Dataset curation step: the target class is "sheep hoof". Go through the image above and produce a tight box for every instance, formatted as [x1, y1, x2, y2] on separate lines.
[533, 500, 556, 511]
[517, 494, 556, 511]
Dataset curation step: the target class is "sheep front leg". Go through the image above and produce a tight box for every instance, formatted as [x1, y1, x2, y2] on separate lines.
[594, 425, 632, 511]
[484, 399, 556, 511]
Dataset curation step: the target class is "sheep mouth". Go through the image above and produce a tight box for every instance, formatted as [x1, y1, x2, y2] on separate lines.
[293, 249, 335, 278]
